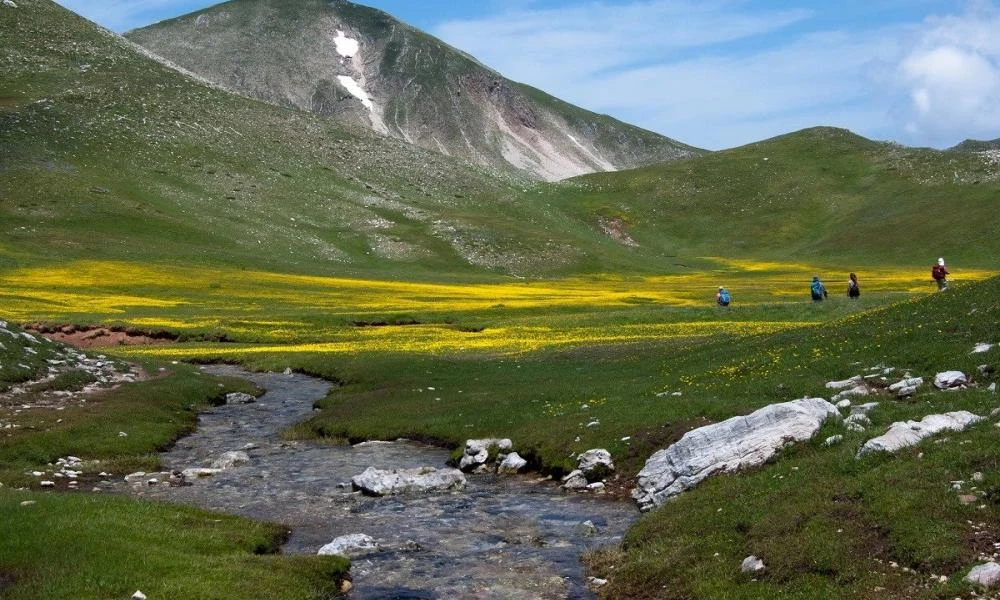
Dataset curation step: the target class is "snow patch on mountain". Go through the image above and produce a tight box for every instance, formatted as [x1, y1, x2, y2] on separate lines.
[333, 30, 359, 58]
[338, 75, 374, 110]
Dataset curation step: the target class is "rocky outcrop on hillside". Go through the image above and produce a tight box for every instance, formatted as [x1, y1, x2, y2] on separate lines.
[126, 0, 702, 181]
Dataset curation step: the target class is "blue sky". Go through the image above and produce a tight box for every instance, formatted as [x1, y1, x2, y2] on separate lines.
[54, 0, 1000, 150]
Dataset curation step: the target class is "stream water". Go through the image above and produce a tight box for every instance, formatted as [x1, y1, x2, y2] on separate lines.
[120, 366, 638, 599]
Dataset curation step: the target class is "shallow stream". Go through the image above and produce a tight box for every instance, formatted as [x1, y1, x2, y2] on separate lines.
[121, 366, 637, 599]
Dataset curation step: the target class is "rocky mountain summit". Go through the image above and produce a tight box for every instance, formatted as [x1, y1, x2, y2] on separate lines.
[126, 0, 701, 181]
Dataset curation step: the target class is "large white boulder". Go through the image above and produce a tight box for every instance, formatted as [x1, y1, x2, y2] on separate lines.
[352, 466, 466, 496]
[632, 398, 840, 511]
[857, 411, 984, 457]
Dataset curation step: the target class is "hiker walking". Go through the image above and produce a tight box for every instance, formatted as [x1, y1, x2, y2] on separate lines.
[847, 272, 860, 299]
[811, 276, 828, 301]
[716, 286, 731, 307]
[932, 257, 949, 291]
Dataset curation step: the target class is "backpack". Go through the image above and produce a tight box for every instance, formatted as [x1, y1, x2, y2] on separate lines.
[719, 289, 731, 305]
[932, 264, 946, 280]
[811, 280, 824, 298]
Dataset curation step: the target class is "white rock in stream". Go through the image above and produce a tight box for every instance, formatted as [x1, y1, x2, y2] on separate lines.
[459, 438, 512, 471]
[318, 533, 381, 557]
[577, 449, 614, 480]
[352, 466, 466, 496]
[632, 398, 840, 511]
[857, 411, 984, 456]
[497, 452, 528, 474]
[211, 451, 251, 470]
[225, 392, 257, 404]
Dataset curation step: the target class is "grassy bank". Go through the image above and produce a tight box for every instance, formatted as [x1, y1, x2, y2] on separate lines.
[0, 330, 349, 599]
[0, 490, 348, 600]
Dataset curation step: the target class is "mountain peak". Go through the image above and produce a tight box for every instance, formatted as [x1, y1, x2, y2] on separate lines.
[126, 0, 702, 180]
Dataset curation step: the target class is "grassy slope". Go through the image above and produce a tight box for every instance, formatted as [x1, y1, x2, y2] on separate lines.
[283, 277, 998, 599]
[1, 0, 607, 279]
[551, 127, 1000, 270]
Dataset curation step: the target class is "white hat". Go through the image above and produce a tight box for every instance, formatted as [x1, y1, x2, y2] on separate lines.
[938, 257, 945, 265]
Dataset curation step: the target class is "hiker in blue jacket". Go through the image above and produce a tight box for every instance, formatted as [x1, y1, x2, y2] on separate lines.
[811, 276, 828, 301]
[716, 286, 731, 307]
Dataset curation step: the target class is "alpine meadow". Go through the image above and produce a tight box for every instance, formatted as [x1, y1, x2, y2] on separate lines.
[1, 1, 999, 599]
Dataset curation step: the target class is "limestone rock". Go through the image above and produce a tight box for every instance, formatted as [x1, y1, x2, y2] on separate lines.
[934, 371, 968, 389]
[561, 469, 589, 490]
[741, 555, 766, 573]
[318, 533, 380, 557]
[225, 392, 257, 404]
[211, 450, 251, 470]
[831, 385, 869, 403]
[823, 435, 843, 446]
[497, 452, 528, 474]
[577, 448, 614, 481]
[181, 467, 222, 479]
[352, 466, 466, 496]
[132, 592, 147, 600]
[2, 1, 18, 9]
[459, 438, 512, 471]
[889, 377, 924, 397]
[632, 398, 840, 510]
[966, 562, 1000, 588]
[857, 411, 984, 457]
[972, 343, 994, 354]
[825, 376, 863, 390]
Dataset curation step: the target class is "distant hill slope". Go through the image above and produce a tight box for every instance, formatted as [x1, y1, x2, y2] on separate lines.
[125, 0, 702, 181]
[949, 138, 1000, 152]
[549, 127, 1000, 267]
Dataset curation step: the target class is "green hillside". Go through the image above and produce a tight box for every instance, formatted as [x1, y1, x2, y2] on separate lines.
[551, 127, 1000, 269]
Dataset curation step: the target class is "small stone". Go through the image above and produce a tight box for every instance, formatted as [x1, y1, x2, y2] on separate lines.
[40, 481, 55, 487]
[823, 435, 843, 446]
[132, 591, 147, 600]
[973, 472, 985, 482]
[2, 1, 18, 9]
[20, 500, 35, 506]
[741, 555, 766, 573]
[587, 576, 609, 587]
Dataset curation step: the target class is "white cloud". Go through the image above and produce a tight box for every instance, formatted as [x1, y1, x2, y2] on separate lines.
[886, 4, 1000, 145]
[436, 0, 1000, 149]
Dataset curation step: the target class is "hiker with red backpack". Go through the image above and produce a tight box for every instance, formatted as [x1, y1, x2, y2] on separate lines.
[932, 257, 949, 291]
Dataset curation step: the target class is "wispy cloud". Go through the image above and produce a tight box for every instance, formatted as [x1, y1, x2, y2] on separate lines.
[435, 0, 1000, 149]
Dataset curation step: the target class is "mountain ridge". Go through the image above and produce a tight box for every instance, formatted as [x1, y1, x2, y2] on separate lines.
[125, 0, 703, 181]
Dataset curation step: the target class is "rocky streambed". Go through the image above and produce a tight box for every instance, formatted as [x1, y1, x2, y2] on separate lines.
[118, 366, 637, 599]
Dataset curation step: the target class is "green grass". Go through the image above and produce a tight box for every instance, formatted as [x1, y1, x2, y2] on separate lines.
[0, 328, 349, 599]
[0, 490, 348, 600]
